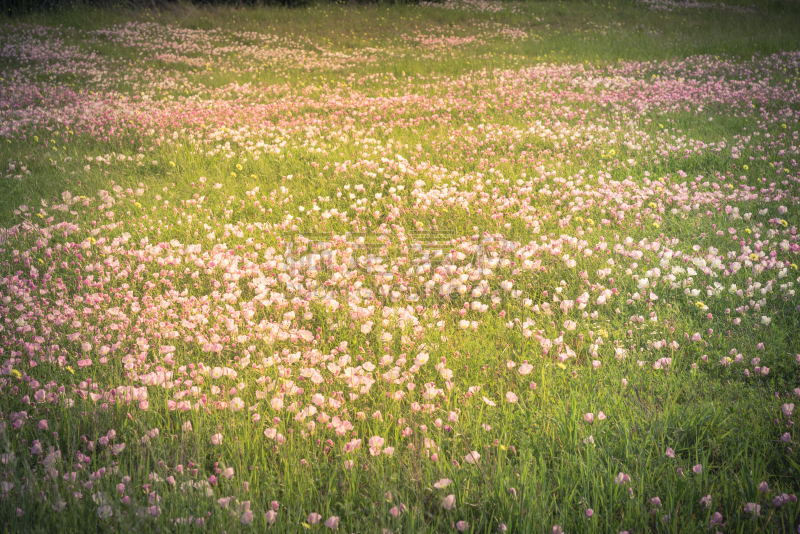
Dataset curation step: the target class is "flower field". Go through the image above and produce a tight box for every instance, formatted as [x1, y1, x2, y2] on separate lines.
[0, 1, 799, 532]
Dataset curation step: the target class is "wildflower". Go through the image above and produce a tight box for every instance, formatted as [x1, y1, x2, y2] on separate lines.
[324, 516, 340, 530]
[442, 494, 456, 510]
[744, 502, 761, 516]
[241, 510, 254, 525]
[692, 464, 702, 475]
[434, 479, 453, 489]
[308, 513, 322, 525]
[211, 434, 223, 446]
[456, 521, 468, 531]
[464, 451, 480, 464]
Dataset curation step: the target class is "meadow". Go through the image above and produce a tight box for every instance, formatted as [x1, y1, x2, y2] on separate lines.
[1, 0, 800, 532]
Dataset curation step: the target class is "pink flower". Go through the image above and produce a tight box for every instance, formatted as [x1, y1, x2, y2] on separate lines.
[37, 420, 48, 430]
[744, 502, 761, 516]
[265, 510, 277, 524]
[505, 391, 518, 403]
[464, 451, 480, 464]
[442, 494, 456, 510]
[584, 413, 594, 424]
[586, 509, 594, 518]
[692, 464, 702, 475]
[240, 510, 254, 525]
[221, 467, 234, 479]
[434, 478, 453, 489]
[308, 513, 322, 525]
[456, 521, 468, 531]
[665, 447, 675, 458]
[782, 404, 794, 417]
[597, 411, 606, 421]
[324, 516, 340, 530]
[615, 472, 630, 485]
[211, 434, 223, 446]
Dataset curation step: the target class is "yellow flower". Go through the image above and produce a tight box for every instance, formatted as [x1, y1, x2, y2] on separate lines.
[236, 164, 243, 171]
[231, 172, 237, 178]
[743, 165, 749, 170]
[780, 219, 788, 227]
[66, 366, 75, 375]
[792, 263, 798, 270]
[10, 369, 21, 379]
[648, 202, 657, 208]
[750, 253, 759, 260]
[250, 174, 257, 179]
[745, 228, 752, 234]
[169, 161, 175, 167]
[653, 222, 660, 228]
